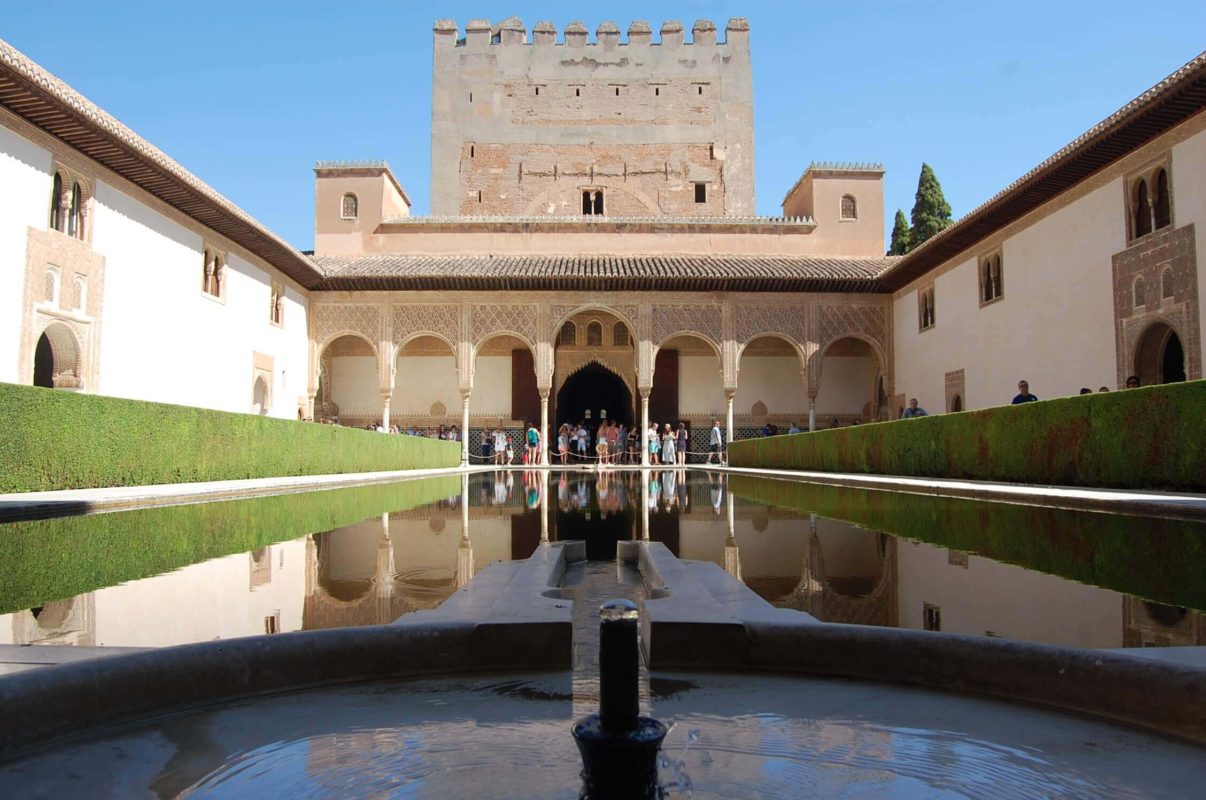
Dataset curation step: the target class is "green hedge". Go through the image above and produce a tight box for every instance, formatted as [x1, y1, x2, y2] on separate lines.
[0, 475, 460, 613]
[730, 380, 1206, 491]
[729, 475, 1206, 611]
[0, 382, 459, 492]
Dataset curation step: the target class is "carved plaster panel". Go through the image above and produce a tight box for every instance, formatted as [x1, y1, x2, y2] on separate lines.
[652, 304, 724, 348]
[553, 348, 637, 403]
[734, 304, 809, 347]
[809, 303, 891, 390]
[471, 304, 539, 348]
[393, 304, 461, 348]
[315, 304, 382, 351]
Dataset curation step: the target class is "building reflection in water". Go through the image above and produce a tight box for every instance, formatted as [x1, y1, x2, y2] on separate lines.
[4, 471, 1204, 653]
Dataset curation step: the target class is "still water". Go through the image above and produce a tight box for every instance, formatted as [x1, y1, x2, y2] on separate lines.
[1, 470, 1203, 652]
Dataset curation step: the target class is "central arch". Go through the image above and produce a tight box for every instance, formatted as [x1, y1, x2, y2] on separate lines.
[1134, 321, 1186, 385]
[556, 363, 633, 430]
[32, 322, 82, 390]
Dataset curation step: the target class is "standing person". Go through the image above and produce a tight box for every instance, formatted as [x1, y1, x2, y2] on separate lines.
[661, 423, 677, 465]
[706, 419, 723, 465]
[648, 422, 660, 465]
[617, 422, 628, 465]
[526, 421, 541, 464]
[610, 420, 622, 464]
[676, 422, 688, 466]
[557, 424, 569, 465]
[902, 398, 928, 417]
[494, 428, 508, 465]
[1011, 380, 1038, 404]
[596, 420, 609, 466]
[504, 434, 514, 465]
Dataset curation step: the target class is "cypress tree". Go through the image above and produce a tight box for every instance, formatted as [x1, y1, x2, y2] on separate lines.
[909, 163, 953, 248]
[888, 209, 911, 255]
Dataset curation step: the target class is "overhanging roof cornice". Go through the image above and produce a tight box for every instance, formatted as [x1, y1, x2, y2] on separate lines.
[882, 50, 1206, 291]
[0, 39, 323, 289]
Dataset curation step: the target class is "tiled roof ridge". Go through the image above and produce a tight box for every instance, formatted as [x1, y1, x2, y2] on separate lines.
[0, 38, 321, 282]
[888, 49, 1206, 280]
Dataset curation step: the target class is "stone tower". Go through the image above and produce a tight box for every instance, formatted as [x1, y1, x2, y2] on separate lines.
[430, 18, 754, 217]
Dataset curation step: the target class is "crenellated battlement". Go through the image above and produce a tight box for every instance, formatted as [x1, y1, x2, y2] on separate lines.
[432, 17, 749, 48]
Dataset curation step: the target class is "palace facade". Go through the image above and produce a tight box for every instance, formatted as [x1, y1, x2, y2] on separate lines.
[1, 21, 1203, 464]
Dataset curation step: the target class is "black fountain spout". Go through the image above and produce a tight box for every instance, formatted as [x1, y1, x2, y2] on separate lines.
[572, 599, 669, 799]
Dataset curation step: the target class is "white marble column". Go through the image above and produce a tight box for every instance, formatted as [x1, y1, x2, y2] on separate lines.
[640, 390, 651, 467]
[380, 391, 392, 431]
[725, 389, 736, 463]
[539, 390, 550, 466]
[640, 469, 650, 540]
[808, 392, 817, 433]
[540, 470, 550, 542]
[460, 390, 471, 466]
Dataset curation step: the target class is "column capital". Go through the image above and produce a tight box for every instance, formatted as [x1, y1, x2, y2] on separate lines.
[379, 389, 393, 400]
[724, 387, 737, 400]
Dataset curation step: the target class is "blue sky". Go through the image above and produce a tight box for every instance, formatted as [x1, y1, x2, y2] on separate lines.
[4, 2, 1204, 249]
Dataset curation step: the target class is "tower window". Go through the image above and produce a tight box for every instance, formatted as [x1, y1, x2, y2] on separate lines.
[698, 85, 703, 95]
[1162, 267, 1174, 300]
[655, 86, 660, 96]
[587, 321, 603, 346]
[575, 87, 581, 97]
[469, 144, 475, 158]
[840, 194, 857, 220]
[583, 190, 604, 216]
[694, 182, 707, 204]
[340, 193, 358, 220]
[67, 181, 82, 238]
[559, 321, 577, 346]
[613, 322, 629, 346]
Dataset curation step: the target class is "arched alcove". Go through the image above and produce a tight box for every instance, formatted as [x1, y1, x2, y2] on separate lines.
[1134, 322, 1186, 385]
[32, 322, 82, 390]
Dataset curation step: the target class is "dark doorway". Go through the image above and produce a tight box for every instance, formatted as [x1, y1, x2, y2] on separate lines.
[1161, 332, 1186, 383]
[556, 363, 632, 429]
[33, 332, 53, 388]
[1135, 322, 1186, 385]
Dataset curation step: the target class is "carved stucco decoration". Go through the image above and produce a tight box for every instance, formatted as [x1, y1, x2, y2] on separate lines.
[393, 304, 461, 349]
[734, 304, 809, 346]
[550, 303, 640, 339]
[315, 304, 381, 351]
[651, 303, 724, 349]
[472, 304, 539, 349]
[808, 303, 891, 391]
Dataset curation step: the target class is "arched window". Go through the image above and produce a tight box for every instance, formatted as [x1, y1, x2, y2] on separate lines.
[49, 172, 63, 231]
[73, 276, 88, 312]
[951, 394, 963, 412]
[1133, 276, 1146, 310]
[582, 191, 592, 215]
[44, 268, 58, 304]
[1154, 169, 1171, 230]
[559, 321, 577, 346]
[67, 182, 82, 238]
[613, 322, 629, 346]
[587, 321, 603, 346]
[1161, 267, 1174, 300]
[840, 194, 857, 220]
[919, 287, 935, 330]
[1134, 179, 1152, 238]
[341, 193, 358, 220]
[593, 190, 604, 216]
[270, 282, 284, 325]
[981, 254, 1003, 303]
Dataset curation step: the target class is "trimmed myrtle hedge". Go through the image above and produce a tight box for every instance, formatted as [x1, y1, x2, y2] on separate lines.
[730, 380, 1206, 491]
[729, 475, 1206, 611]
[0, 475, 461, 613]
[0, 382, 459, 492]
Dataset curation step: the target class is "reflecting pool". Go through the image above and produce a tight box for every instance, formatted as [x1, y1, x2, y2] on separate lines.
[1, 470, 1203, 651]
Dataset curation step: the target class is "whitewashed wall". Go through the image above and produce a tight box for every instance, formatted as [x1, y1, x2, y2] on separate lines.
[90, 180, 309, 418]
[733, 356, 808, 416]
[814, 355, 877, 417]
[1173, 127, 1206, 360]
[894, 541, 1122, 648]
[893, 177, 1125, 412]
[678, 356, 725, 414]
[0, 126, 52, 383]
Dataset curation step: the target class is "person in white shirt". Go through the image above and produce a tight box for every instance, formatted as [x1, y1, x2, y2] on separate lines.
[706, 419, 723, 464]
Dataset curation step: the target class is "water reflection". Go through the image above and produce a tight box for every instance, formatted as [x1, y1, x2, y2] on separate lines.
[2, 470, 1204, 652]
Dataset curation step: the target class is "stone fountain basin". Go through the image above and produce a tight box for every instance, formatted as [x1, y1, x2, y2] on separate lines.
[0, 619, 1204, 799]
